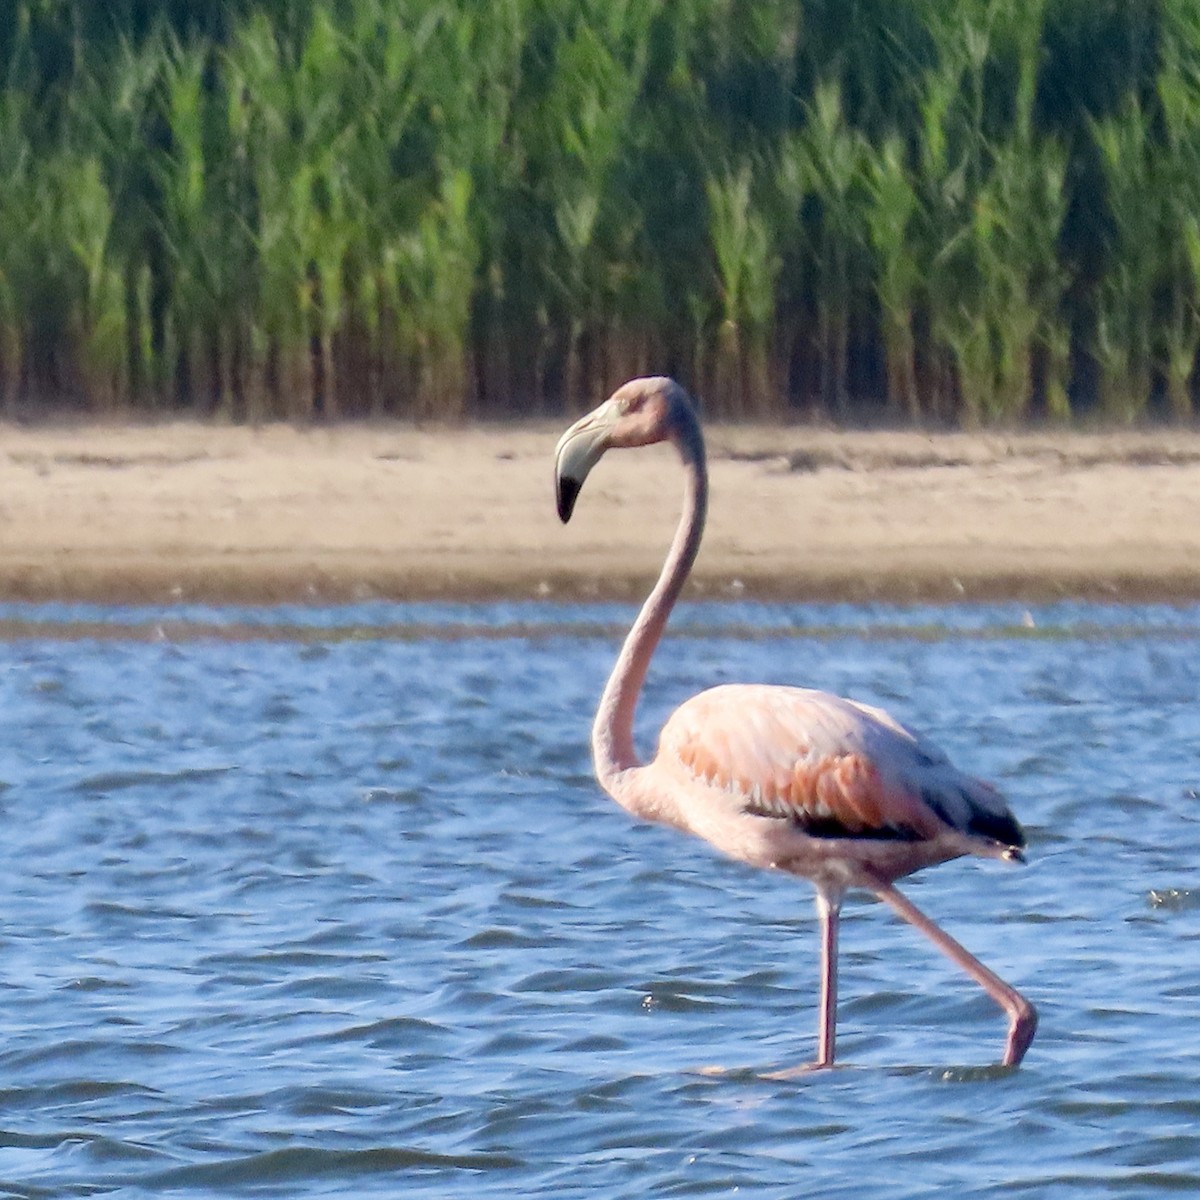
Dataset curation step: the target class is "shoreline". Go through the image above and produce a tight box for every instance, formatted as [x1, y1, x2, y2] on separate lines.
[2, 419, 1199, 607]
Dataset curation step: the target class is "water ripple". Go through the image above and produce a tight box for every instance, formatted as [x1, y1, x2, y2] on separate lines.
[0, 601, 1196, 1196]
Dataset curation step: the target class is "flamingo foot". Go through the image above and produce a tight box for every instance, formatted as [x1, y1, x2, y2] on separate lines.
[690, 1060, 833, 1081]
[760, 1060, 835, 1080]
[1002, 997, 1038, 1067]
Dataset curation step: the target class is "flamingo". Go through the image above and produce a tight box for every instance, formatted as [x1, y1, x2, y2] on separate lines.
[553, 376, 1036, 1071]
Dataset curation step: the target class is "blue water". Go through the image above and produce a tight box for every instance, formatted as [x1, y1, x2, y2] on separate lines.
[0, 601, 1197, 1197]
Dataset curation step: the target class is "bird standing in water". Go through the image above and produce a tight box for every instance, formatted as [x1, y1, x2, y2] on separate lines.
[554, 376, 1036, 1071]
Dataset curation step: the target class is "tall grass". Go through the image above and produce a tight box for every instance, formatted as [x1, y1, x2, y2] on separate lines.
[1, 0, 1199, 423]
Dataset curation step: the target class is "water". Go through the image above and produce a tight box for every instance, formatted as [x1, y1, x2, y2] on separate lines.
[0, 600, 1197, 1198]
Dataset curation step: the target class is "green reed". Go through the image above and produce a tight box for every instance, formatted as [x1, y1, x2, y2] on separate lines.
[1, 0, 1198, 423]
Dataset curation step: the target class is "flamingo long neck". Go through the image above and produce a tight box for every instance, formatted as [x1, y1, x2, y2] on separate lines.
[592, 415, 707, 792]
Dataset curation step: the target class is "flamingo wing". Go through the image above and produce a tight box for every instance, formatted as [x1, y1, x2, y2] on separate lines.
[655, 684, 1023, 850]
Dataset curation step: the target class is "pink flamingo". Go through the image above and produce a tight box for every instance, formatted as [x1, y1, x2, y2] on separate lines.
[554, 376, 1036, 1071]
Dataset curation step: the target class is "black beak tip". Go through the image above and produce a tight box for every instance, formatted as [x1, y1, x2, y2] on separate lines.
[556, 476, 582, 524]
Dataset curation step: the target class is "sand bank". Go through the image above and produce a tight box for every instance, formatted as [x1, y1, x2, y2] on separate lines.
[2, 419, 1198, 605]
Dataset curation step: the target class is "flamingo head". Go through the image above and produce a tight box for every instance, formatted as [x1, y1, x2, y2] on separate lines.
[554, 376, 694, 522]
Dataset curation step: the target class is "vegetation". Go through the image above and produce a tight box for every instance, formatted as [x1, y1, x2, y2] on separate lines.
[2, 0, 1199, 424]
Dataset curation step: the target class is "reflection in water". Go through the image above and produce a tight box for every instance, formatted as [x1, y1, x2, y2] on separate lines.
[0, 601, 1196, 1197]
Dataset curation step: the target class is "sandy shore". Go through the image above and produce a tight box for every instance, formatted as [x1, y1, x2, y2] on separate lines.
[1, 418, 1199, 605]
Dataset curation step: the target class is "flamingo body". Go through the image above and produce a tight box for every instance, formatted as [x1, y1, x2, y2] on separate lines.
[554, 377, 1036, 1070]
[628, 683, 1022, 888]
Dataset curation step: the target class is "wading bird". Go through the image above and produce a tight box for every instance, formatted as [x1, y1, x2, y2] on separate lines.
[554, 377, 1036, 1071]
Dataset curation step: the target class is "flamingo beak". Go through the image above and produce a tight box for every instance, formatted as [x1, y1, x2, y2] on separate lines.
[554, 403, 616, 523]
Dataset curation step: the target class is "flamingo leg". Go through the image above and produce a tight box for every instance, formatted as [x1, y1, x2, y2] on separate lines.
[758, 887, 844, 1079]
[815, 890, 839, 1068]
[865, 876, 1037, 1067]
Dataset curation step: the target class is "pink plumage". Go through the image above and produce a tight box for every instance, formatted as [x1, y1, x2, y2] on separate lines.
[555, 376, 1036, 1071]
